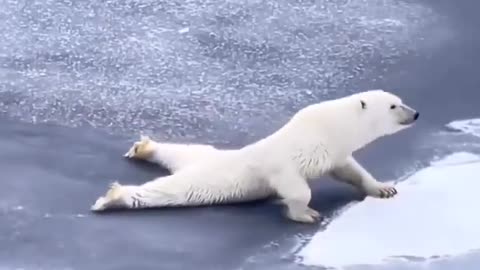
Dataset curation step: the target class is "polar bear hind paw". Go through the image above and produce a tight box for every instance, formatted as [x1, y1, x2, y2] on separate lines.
[91, 196, 108, 211]
[124, 135, 154, 159]
[90, 182, 125, 211]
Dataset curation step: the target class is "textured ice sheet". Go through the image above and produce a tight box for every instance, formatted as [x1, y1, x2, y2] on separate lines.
[0, 0, 443, 143]
[296, 151, 480, 269]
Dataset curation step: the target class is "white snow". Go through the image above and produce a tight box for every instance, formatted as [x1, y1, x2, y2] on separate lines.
[297, 151, 480, 269]
[446, 119, 480, 138]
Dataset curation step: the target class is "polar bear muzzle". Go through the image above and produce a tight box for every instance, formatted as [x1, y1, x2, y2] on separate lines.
[398, 104, 419, 125]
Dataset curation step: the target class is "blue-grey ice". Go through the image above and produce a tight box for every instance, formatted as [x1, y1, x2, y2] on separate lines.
[0, 0, 444, 143]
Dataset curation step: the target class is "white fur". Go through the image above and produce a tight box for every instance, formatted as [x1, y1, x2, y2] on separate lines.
[91, 90, 419, 223]
[144, 142, 224, 173]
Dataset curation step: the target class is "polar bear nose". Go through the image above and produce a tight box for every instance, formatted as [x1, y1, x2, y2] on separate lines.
[414, 112, 420, 121]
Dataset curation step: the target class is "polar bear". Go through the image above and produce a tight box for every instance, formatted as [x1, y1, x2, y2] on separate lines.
[91, 90, 419, 223]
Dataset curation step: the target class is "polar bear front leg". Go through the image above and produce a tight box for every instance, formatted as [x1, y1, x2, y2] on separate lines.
[273, 172, 321, 224]
[329, 156, 397, 199]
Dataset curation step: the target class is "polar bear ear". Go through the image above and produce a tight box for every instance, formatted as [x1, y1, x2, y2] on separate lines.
[360, 100, 367, 110]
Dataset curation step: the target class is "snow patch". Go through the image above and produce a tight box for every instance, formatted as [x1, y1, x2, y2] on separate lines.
[297, 152, 480, 269]
[446, 118, 480, 138]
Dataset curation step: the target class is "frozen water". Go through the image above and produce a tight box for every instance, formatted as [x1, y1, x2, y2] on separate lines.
[297, 152, 480, 269]
[446, 118, 480, 138]
[0, 0, 444, 143]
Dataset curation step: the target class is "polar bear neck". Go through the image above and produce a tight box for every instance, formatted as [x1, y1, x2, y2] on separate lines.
[258, 100, 376, 172]
[290, 103, 363, 142]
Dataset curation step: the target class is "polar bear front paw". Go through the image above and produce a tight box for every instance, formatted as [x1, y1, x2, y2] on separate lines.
[286, 207, 322, 224]
[306, 207, 321, 220]
[366, 182, 398, 199]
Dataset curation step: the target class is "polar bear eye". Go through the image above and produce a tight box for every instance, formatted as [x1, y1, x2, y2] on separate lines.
[390, 105, 396, 110]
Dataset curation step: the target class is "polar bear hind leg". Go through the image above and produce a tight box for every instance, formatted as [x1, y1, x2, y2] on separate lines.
[124, 135, 222, 173]
[329, 156, 397, 198]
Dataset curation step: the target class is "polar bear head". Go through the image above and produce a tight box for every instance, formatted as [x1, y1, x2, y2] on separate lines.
[283, 89, 419, 154]
[353, 89, 419, 138]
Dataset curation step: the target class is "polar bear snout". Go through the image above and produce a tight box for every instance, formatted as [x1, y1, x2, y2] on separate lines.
[398, 104, 419, 126]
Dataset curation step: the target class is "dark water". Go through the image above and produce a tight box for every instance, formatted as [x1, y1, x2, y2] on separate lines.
[0, 0, 479, 269]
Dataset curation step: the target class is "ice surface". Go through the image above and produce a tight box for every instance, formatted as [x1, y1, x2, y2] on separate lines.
[297, 151, 480, 269]
[446, 119, 480, 138]
[0, 0, 445, 143]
